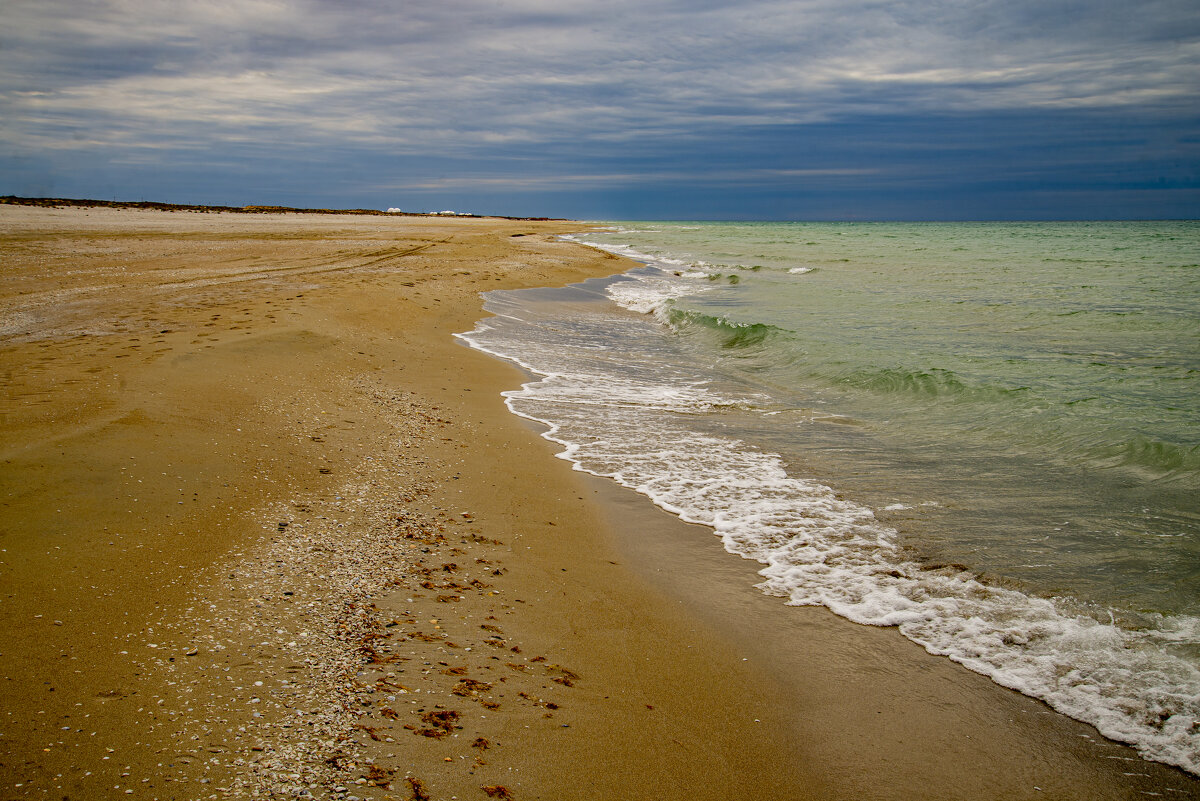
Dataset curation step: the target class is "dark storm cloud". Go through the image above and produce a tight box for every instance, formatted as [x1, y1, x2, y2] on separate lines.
[2, 0, 1197, 217]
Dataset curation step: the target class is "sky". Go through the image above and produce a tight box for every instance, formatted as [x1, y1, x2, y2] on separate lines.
[2, 0, 1198, 220]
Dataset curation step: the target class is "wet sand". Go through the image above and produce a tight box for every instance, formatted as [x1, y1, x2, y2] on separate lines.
[0, 204, 1196, 800]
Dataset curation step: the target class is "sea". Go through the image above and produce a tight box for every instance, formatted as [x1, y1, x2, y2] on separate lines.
[457, 221, 1200, 774]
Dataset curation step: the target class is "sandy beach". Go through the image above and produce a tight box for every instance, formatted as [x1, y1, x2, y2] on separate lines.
[1, 204, 1197, 801]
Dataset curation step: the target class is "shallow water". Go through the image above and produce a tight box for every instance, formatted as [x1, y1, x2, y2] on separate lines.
[458, 220, 1200, 774]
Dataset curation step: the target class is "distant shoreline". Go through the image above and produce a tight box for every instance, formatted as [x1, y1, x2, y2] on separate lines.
[5, 198, 1191, 223]
[0, 194, 563, 221]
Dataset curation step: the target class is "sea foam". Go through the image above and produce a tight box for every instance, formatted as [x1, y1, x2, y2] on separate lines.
[457, 252, 1200, 776]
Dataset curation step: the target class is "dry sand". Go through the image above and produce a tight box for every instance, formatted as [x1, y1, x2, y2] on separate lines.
[0, 204, 1196, 800]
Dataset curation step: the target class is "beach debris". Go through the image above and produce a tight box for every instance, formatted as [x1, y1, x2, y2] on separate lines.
[407, 776, 431, 801]
[354, 724, 384, 741]
[452, 678, 492, 697]
[120, 371, 591, 799]
[518, 691, 558, 710]
[408, 709, 461, 738]
[482, 785, 514, 799]
[365, 763, 394, 788]
[547, 665, 579, 687]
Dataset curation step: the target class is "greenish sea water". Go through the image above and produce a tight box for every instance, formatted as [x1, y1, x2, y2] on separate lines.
[459, 220, 1200, 774]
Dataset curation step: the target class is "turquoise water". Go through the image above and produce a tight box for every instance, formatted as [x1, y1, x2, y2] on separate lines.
[600, 222, 1199, 611]
[459, 220, 1200, 773]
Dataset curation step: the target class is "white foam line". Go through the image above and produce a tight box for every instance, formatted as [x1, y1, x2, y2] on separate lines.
[455, 278, 1200, 778]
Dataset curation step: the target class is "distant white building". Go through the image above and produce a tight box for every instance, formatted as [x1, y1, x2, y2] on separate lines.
[386, 207, 403, 213]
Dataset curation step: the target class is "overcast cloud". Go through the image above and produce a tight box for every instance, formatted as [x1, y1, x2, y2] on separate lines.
[2, 0, 1197, 218]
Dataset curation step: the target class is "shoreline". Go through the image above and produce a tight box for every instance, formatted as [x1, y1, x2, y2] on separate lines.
[0, 194, 562, 221]
[0, 205, 802, 799]
[1, 205, 1196, 800]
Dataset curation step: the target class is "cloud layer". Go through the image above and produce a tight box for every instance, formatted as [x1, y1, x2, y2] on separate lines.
[3, 0, 1198, 217]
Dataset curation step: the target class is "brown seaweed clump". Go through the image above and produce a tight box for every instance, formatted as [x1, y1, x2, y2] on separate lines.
[408, 776, 431, 801]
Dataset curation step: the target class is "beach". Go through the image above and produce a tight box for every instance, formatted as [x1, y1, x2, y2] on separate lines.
[1, 205, 1196, 800]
